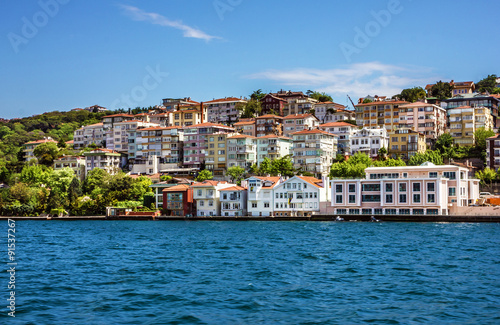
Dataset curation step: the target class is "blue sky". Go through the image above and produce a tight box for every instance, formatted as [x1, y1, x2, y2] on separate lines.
[1, 0, 498, 119]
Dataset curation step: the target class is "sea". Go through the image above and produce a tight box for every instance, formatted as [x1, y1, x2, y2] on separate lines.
[2, 220, 499, 324]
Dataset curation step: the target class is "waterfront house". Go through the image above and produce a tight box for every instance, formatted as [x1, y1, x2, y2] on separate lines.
[272, 176, 329, 217]
[245, 176, 282, 216]
[486, 133, 500, 171]
[162, 184, 195, 216]
[330, 162, 480, 216]
[191, 180, 234, 216]
[220, 186, 247, 216]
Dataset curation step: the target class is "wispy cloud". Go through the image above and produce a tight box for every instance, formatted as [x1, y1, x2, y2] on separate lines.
[120, 5, 221, 41]
[247, 62, 438, 100]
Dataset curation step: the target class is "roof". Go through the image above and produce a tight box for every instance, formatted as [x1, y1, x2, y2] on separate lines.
[103, 114, 135, 118]
[188, 122, 234, 129]
[291, 129, 337, 136]
[283, 113, 316, 120]
[85, 122, 103, 127]
[234, 121, 255, 126]
[162, 184, 191, 192]
[84, 148, 121, 155]
[65, 140, 74, 144]
[319, 122, 356, 128]
[257, 134, 292, 140]
[251, 176, 281, 188]
[190, 180, 227, 187]
[219, 186, 246, 191]
[314, 101, 347, 108]
[355, 100, 409, 107]
[203, 97, 246, 104]
[227, 134, 256, 139]
[256, 114, 283, 119]
[297, 176, 323, 188]
[487, 133, 500, 140]
[399, 102, 437, 108]
[25, 139, 57, 145]
[261, 94, 288, 102]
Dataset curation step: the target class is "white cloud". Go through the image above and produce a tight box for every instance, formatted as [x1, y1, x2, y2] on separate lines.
[246, 62, 438, 101]
[120, 5, 221, 42]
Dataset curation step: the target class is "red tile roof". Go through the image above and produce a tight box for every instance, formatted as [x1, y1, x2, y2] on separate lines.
[189, 122, 234, 129]
[283, 114, 316, 120]
[256, 114, 283, 119]
[355, 101, 408, 107]
[253, 176, 281, 188]
[190, 180, 228, 187]
[219, 186, 246, 191]
[297, 176, 323, 188]
[234, 121, 256, 126]
[291, 129, 337, 136]
[162, 184, 191, 192]
[203, 97, 246, 104]
[319, 122, 357, 128]
[257, 135, 292, 140]
[228, 134, 256, 139]
[25, 139, 57, 145]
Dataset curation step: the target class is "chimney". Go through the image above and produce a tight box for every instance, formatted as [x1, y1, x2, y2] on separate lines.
[200, 102, 204, 122]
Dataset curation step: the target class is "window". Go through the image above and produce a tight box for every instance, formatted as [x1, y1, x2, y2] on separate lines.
[251, 203, 257, 208]
[399, 183, 407, 192]
[427, 194, 435, 203]
[429, 172, 437, 178]
[362, 195, 381, 202]
[264, 202, 270, 208]
[199, 201, 204, 207]
[443, 171, 456, 180]
[208, 201, 213, 207]
[399, 194, 407, 203]
[413, 183, 421, 192]
[348, 184, 356, 193]
[336, 195, 343, 204]
[362, 184, 380, 191]
[349, 195, 356, 203]
[197, 190, 202, 196]
[449, 187, 456, 196]
[386, 194, 393, 203]
[385, 183, 393, 192]
[427, 182, 435, 191]
[336, 184, 343, 192]
[276, 193, 279, 199]
[223, 193, 227, 200]
[413, 194, 420, 203]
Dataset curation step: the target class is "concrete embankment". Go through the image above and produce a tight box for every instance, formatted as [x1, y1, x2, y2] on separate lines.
[1, 215, 500, 222]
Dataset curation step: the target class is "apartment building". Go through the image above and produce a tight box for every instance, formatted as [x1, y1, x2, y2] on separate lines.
[269, 90, 318, 116]
[205, 132, 238, 177]
[53, 156, 86, 181]
[255, 115, 283, 137]
[283, 114, 319, 138]
[291, 129, 337, 178]
[102, 113, 136, 130]
[73, 123, 105, 150]
[220, 186, 247, 217]
[319, 121, 358, 154]
[398, 102, 447, 146]
[149, 112, 169, 126]
[256, 135, 292, 165]
[191, 180, 234, 216]
[272, 176, 329, 217]
[330, 163, 480, 216]
[234, 119, 256, 137]
[183, 123, 234, 172]
[227, 134, 257, 170]
[442, 93, 500, 127]
[205, 97, 247, 125]
[425, 81, 475, 97]
[130, 126, 184, 175]
[169, 104, 206, 127]
[350, 127, 389, 158]
[314, 102, 353, 124]
[23, 138, 58, 161]
[245, 176, 282, 216]
[162, 97, 199, 111]
[447, 106, 494, 146]
[388, 128, 427, 160]
[354, 100, 409, 130]
[260, 93, 287, 116]
[486, 133, 500, 171]
[83, 148, 121, 175]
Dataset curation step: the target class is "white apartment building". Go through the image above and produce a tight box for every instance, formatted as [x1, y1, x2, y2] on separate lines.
[83, 149, 121, 176]
[220, 186, 247, 217]
[245, 176, 282, 216]
[205, 97, 248, 125]
[256, 135, 292, 165]
[350, 127, 389, 158]
[319, 122, 358, 155]
[73, 123, 105, 150]
[282, 114, 320, 138]
[314, 102, 354, 124]
[330, 163, 480, 216]
[192, 180, 234, 216]
[291, 129, 337, 178]
[227, 134, 257, 170]
[106, 120, 159, 153]
[53, 156, 86, 181]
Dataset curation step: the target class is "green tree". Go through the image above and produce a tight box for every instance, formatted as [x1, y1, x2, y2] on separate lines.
[362, 98, 373, 103]
[398, 87, 426, 102]
[258, 157, 272, 175]
[430, 81, 453, 100]
[160, 175, 172, 182]
[329, 153, 373, 179]
[475, 168, 497, 191]
[377, 147, 387, 160]
[408, 150, 444, 166]
[270, 156, 294, 177]
[33, 142, 60, 167]
[236, 99, 262, 118]
[435, 133, 454, 152]
[249, 163, 259, 175]
[308, 91, 333, 102]
[476, 74, 498, 93]
[20, 164, 50, 186]
[226, 166, 245, 184]
[196, 170, 213, 182]
[82, 168, 109, 194]
[250, 89, 266, 101]
[474, 127, 495, 150]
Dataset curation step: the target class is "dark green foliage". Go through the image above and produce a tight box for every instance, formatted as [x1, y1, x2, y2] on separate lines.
[307, 90, 333, 102]
[430, 81, 453, 100]
[408, 151, 443, 166]
[397, 87, 426, 102]
[476, 74, 499, 93]
[195, 170, 214, 182]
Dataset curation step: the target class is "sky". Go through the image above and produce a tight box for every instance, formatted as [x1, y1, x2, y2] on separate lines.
[1, 0, 498, 119]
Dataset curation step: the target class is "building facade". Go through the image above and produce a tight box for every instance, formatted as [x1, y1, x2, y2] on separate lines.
[53, 156, 86, 181]
[260, 94, 287, 116]
[191, 180, 234, 216]
[319, 122, 358, 155]
[291, 129, 337, 177]
[398, 102, 447, 147]
[442, 93, 500, 127]
[282, 114, 319, 138]
[255, 115, 283, 137]
[220, 186, 247, 217]
[388, 129, 427, 160]
[330, 163, 480, 216]
[245, 177, 282, 216]
[354, 100, 409, 130]
[23, 138, 57, 161]
[83, 149, 121, 175]
[314, 102, 353, 124]
[227, 134, 257, 170]
[73, 123, 105, 150]
[350, 127, 389, 158]
[162, 184, 195, 216]
[205, 97, 247, 125]
[256, 135, 292, 165]
[447, 105, 494, 146]
[234, 119, 256, 137]
[486, 133, 500, 171]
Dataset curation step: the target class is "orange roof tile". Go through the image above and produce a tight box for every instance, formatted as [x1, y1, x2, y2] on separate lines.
[253, 176, 281, 188]
[257, 134, 292, 140]
[219, 186, 246, 191]
[355, 101, 408, 107]
[283, 114, 317, 120]
[162, 184, 191, 192]
[297, 176, 323, 188]
[25, 139, 57, 145]
[203, 97, 246, 104]
[291, 129, 337, 136]
[189, 122, 234, 129]
[228, 134, 256, 139]
[190, 180, 227, 187]
[234, 121, 256, 125]
[319, 122, 356, 128]
[256, 114, 283, 119]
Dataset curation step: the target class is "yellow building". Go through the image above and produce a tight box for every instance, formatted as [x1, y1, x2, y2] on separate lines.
[388, 129, 427, 160]
[355, 100, 409, 131]
[205, 132, 237, 177]
[448, 105, 494, 146]
[168, 104, 207, 127]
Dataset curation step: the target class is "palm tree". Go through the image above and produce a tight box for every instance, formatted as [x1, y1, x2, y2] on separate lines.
[322, 108, 337, 123]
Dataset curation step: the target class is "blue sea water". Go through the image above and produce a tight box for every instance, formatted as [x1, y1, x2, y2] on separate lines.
[1, 221, 500, 324]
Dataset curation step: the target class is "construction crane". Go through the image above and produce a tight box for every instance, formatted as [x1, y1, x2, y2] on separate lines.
[346, 94, 356, 110]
